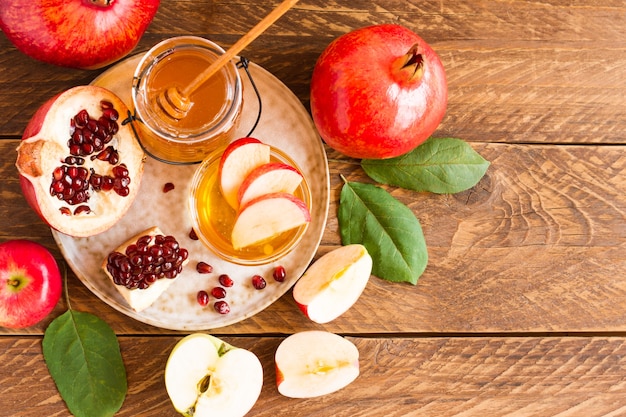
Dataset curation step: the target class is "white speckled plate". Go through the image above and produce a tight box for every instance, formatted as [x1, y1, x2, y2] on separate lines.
[52, 53, 330, 331]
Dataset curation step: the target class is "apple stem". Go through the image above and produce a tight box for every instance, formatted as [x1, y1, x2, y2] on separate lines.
[7, 278, 21, 288]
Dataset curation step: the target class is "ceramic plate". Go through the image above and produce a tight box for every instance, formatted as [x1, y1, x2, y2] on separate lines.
[52, 54, 330, 330]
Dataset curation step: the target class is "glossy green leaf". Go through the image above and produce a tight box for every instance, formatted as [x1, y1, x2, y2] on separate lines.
[361, 137, 490, 194]
[339, 180, 427, 284]
[42, 310, 127, 417]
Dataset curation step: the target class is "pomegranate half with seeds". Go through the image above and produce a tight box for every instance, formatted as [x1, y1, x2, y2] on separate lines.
[16, 85, 145, 237]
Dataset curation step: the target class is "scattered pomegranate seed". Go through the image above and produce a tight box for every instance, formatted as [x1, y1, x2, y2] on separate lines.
[273, 265, 286, 282]
[189, 228, 199, 240]
[218, 274, 234, 288]
[196, 261, 213, 274]
[214, 300, 230, 314]
[251, 275, 266, 290]
[211, 287, 227, 299]
[197, 290, 209, 307]
[163, 182, 175, 193]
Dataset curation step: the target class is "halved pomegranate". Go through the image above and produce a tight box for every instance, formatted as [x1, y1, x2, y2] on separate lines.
[16, 85, 145, 237]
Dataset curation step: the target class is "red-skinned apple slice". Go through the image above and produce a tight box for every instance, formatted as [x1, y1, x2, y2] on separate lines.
[237, 162, 303, 206]
[165, 333, 263, 417]
[293, 244, 372, 324]
[275, 331, 360, 398]
[218, 137, 270, 210]
[231, 192, 310, 250]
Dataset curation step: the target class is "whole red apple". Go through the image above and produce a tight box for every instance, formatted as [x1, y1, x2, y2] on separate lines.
[0, 0, 160, 69]
[0, 240, 62, 329]
[310, 24, 447, 159]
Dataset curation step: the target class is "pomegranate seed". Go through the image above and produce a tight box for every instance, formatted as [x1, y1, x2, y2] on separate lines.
[163, 182, 175, 193]
[218, 274, 234, 287]
[189, 229, 199, 240]
[59, 207, 71, 216]
[106, 234, 188, 290]
[196, 262, 213, 274]
[211, 287, 227, 299]
[197, 290, 209, 307]
[73, 205, 91, 215]
[273, 265, 286, 282]
[214, 300, 230, 314]
[251, 275, 266, 290]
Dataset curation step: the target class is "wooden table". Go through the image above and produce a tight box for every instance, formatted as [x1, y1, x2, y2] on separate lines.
[2, 1, 625, 416]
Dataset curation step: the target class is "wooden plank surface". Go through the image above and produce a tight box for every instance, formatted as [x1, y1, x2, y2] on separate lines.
[2, 139, 625, 335]
[3, 336, 626, 416]
[1, 0, 625, 416]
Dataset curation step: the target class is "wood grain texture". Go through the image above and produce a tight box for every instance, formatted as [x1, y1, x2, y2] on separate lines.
[2, 139, 624, 335]
[1, 1, 625, 416]
[1, 0, 625, 143]
[2, 336, 626, 417]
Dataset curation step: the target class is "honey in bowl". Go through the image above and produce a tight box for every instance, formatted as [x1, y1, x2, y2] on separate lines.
[132, 36, 242, 164]
[189, 140, 311, 266]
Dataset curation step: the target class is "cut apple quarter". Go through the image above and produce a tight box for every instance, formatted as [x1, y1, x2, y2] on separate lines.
[275, 330, 360, 398]
[293, 244, 372, 324]
[231, 192, 311, 250]
[237, 162, 303, 206]
[165, 333, 263, 417]
[218, 137, 270, 210]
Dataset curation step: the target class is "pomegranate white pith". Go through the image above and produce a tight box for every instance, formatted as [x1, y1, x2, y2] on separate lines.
[16, 85, 145, 237]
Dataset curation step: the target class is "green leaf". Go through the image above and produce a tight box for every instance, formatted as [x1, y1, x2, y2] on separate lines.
[42, 310, 127, 417]
[339, 180, 427, 284]
[361, 137, 490, 194]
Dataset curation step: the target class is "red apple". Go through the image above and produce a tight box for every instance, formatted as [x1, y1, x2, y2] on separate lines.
[218, 137, 270, 210]
[237, 162, 303, 206]
[0, 0, 160, 69]
[231, 192, 311, 250]
[310, 24, 447, 159]
[0, 240, 62, 329]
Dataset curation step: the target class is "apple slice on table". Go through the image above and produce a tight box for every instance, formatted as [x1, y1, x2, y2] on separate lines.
[219, 137, 270, 209]
[237, 162, 303, 206]
[275, 330, 360, 398]
[231, 192, 311, 250]
[293, 244, 372, 324]
[165, 333, 263, 417]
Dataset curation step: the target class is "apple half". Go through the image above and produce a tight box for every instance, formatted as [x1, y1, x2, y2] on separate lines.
[218, 137, 270, 210]
[275, 330, 360, 398]
[293, 244, 372, 324]
[165, 333, 263, 417]
[231, 192, 311, 250]
[237, 162, 303, 206]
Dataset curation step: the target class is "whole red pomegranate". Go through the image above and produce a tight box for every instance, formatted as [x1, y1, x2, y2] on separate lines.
[0, 0, 160, 69]
[310, 24, 447, 159]
[16, 85, 145, 237]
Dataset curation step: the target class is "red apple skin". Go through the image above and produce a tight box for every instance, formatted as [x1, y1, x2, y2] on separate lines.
[0, 0, 160, 69]
[0, 240, 62, 329]
[218, 137, 264, 175]
[310, 24, 447, 159]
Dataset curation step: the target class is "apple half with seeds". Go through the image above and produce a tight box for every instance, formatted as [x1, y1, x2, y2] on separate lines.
[275, 330, 360, 398]
[102, 226, 189, 312]
[293, 244, 372, 324]
[165, 333, 263, 417]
